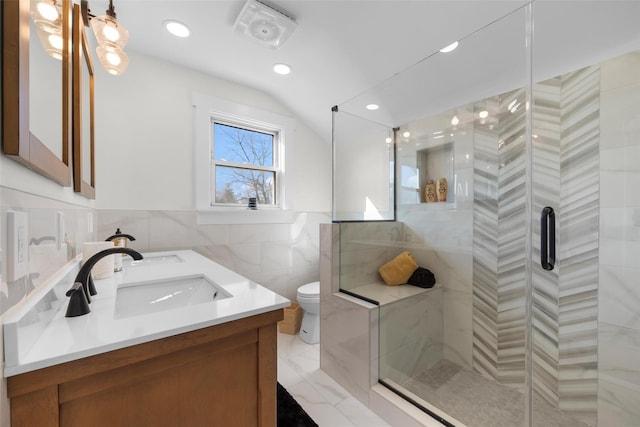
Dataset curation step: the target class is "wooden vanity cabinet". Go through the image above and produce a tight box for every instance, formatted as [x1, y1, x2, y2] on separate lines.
[7, 309, 283, 427]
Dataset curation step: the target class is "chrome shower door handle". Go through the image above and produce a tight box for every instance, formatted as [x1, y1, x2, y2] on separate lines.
[540, 206, 556, 271]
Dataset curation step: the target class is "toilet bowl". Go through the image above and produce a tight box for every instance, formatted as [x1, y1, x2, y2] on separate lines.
[296, 281, 320, 344]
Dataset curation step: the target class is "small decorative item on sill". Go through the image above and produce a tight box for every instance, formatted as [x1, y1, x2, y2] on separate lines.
[248, 197, 257, 210]
[425, 179, 437, 203]
[437, 177, 448, 202]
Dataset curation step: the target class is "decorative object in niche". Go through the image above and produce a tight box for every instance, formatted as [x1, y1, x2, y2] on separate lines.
[425, 179, 437, 203]
[437, 177, 448, 202]
[416, 141, 454, 205]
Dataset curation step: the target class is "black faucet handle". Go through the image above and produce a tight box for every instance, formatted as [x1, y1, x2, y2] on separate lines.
[88, 274, 97, 296]
[65, 282, 91, 317]
[105, 228, 136, 242]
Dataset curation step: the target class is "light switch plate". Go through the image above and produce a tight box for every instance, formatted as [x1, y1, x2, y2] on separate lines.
[7, 211, 29, 282]
[57, 212, 65, 250]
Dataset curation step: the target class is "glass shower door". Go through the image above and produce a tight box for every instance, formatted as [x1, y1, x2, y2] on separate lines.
[531, 2, 640, 426]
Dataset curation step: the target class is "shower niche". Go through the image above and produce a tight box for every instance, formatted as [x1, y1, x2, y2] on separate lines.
[416, 141, 454, 204]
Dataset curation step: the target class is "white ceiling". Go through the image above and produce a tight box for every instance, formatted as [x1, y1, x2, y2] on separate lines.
[88, 0, 640, 142]
[87, 0, 530, 141]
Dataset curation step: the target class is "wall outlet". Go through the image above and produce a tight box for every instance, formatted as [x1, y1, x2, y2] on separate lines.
[7, 211, 29, 282]
[88, 212, 94, 233]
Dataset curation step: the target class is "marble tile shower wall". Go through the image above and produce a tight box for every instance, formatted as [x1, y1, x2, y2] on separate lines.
[338, 221, 405, 292]
[0, 187, 96, 317]
[97, 210, 331, 301]
[597, 51, 640, 426]
[399, 124, 475, 370]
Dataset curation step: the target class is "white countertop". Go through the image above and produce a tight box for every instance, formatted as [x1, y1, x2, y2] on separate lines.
[3, 250, 290, 377]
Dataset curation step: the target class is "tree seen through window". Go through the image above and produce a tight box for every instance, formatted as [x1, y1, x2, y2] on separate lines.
[212, 122, 276, 205]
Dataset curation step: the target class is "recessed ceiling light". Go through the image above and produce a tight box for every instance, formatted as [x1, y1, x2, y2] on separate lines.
[478, 110, 489, 119]
[273, 63, 292, 75]
[164, 20, 190, 38]
[440, 41, 459, 53]
[451, 115, 460, 126]
[366, 104, 379, 111]
[385, 137, 392, 143]
[403, 131, 411, 138]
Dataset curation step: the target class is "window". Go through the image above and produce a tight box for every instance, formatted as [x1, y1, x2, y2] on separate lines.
[212, 121, 278, 206]
[193, 92, 295, 224]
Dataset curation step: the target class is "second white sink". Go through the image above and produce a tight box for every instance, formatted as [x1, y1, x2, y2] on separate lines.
[114, 275, 232, 319]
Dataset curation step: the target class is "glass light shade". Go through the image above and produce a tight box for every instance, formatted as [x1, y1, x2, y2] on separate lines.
[91, 15, 129, 48]
[36, 0, 58, 21]
[96, 44, 129, 75]
[32, 12, 63, 60]
[31, 0, 60, 35]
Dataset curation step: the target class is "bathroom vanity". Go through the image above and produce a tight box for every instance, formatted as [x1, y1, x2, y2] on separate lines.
[3, 250, 290, 427]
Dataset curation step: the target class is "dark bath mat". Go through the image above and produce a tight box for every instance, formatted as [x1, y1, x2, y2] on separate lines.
[277, 382, 318, 427]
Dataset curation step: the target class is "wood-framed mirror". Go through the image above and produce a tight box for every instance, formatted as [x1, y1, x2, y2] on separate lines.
[72, 3, 95, 199]
[2, 0, 72, 186]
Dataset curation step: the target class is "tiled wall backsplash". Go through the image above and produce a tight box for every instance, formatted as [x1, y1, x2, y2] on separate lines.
[0, 196, 328, 315]
[0, 187, 96, 317]
[97, 210, 331, 301]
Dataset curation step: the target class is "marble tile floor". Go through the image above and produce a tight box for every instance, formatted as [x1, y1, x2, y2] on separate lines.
[277, 331, 392, 427]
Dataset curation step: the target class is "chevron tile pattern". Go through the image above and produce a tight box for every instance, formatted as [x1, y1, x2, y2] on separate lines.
[472, 66, 600, 425]
[472, 88, 528, 390]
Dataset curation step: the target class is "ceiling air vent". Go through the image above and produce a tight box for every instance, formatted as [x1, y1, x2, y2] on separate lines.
[233, 0, 298, 49]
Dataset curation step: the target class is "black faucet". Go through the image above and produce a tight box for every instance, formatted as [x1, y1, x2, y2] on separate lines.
[65, 248, 144, 317]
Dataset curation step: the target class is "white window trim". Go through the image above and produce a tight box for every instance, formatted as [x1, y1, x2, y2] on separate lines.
[193, 92, 296, 224]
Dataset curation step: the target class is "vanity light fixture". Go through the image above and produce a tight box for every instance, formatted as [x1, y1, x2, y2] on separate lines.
[81, 0, 130, 75]
[30, 0, 64, 60]
[366, 104, 379, 111]
[164, 20, 190, 38]
[440, 41, 459, 53]
[273, 63, 292, 75]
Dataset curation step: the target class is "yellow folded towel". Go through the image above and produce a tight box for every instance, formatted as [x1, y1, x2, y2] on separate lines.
[378, 251, 419, 286]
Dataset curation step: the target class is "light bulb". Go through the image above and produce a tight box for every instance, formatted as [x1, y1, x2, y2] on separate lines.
[48, 33, 62, 50]
[102, 23, 120, 42]
[106, 51, 122, 66]
[97, 44, 129, 75]
[37, 1, 58, 21]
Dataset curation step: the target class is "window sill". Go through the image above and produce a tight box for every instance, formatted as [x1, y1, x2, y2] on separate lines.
[196, 209, 296, 225]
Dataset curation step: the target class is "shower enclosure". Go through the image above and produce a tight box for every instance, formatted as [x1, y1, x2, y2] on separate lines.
[330, 2, 640, 426]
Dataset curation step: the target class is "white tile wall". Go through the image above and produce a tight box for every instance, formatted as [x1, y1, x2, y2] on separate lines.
[97, 210, 331, 301]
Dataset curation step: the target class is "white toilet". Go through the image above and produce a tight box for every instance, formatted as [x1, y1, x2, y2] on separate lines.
[296, 281, 320, 344]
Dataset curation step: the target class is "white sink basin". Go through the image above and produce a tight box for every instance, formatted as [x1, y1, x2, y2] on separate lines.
[114, 275, 232, 319]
